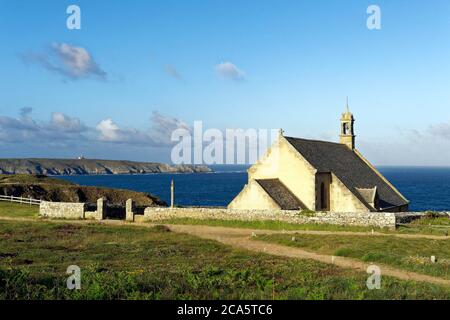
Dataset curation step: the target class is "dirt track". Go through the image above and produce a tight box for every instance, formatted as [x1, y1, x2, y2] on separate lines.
[166, 224, 450, 287]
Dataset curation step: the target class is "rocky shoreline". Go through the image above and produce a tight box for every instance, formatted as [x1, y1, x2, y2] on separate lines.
[0, 158, 211, 175]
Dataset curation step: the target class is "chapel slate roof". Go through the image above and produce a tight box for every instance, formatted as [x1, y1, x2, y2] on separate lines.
[255, 178, 306, 210]
[284, 137, 409, 210]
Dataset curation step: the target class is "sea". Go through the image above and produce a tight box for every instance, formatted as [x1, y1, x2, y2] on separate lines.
[58, 165, 450, 212]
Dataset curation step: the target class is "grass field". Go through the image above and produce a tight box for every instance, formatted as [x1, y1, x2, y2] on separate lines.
[0, 201, 39, 218]
[1, 200, 448, 236]
[0, 202, 449, 300]
[156, 217, 450, 236]
[410, 216, 450, 226]
[256, 233, 450, 279]
[155, 217, 382, 232]
[0, 218, 449, 300]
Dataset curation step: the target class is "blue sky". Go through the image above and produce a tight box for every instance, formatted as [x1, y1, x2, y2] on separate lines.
[1, 0, 450, 165]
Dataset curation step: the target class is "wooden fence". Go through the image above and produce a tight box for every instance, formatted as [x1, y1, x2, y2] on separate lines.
[0, 195, 41, 205]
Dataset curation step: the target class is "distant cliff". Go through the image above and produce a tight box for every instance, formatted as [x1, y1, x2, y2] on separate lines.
[0, 158, 211, 175]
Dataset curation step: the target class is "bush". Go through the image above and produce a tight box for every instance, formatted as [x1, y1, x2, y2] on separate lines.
[424, 211, 442, 219]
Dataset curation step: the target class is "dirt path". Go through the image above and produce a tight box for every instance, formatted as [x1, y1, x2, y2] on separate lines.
[1, 216, 447, 240]
[166, 224, 450, 287]
[1, 216, 449, 286]
[162, 224, 448, 240]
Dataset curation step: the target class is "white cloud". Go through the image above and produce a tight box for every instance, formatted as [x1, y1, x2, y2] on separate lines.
[0, 108, 87, 144]
[0, 106, 197, 161]
[150, 111, 191, 144]
[96, 119, 121, 142]
[50, 112, 84, 132]
[429, 122, 450, 140]
[21, 43, 107, 81]
[215, 62, 245, 81]
[95, 112, 191, 146]
[0, 109, 190, 149]
[95, 118, 153, 144]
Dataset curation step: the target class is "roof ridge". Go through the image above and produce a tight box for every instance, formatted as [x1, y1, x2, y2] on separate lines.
[284, 136, 345, 147]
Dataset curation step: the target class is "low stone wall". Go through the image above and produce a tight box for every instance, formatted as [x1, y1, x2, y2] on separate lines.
[39, 201, 86, 219]
[39, 199, 447, 229]
[395, 212, 425, 224]
[39, 199, 103, 220]
[141, 207, 398, 228]
[39, 198, 124, 221]
[84, 210, 102, 220]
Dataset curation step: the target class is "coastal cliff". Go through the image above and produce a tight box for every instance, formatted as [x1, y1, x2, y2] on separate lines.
[0, 158, 211, 175]
[0, 174, 166, 206]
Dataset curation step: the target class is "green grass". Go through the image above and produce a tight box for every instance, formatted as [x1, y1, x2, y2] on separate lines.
[0, 202, 39, 218]
[410, 216, 450, 226]
[155, 217, 450, 236]
[256, 233, 450, 279]
[0, 219, 449, 299]
[395, 217, 450, 236]
[155, 218, 391, 233]
[2, 200, 448, 235]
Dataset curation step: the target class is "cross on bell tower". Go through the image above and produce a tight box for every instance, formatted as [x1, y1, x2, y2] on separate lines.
[340, 97, 355, 150]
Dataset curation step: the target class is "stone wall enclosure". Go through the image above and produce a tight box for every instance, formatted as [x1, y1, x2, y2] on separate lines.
[39, 199, 433, 229]
[139, 207, 398, 228]
[40, 198, 104, 220]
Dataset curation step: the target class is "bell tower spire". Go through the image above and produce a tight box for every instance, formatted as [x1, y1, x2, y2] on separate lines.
[340, 98, 355, 150]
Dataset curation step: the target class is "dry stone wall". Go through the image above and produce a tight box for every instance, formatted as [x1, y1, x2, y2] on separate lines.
[39, 201, 86, 219]
[39, 199, 438, 229]
[84, 210, 102, 220]
[141, 207, 398, 228]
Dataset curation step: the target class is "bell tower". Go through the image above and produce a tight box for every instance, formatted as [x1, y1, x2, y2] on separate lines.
[340, 98, 355, 150]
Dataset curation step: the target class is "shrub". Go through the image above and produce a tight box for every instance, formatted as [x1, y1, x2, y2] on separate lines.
[424, 211, 442, 219]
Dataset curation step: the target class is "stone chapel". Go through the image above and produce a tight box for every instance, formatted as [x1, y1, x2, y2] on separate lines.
[228, 104, 409, 212]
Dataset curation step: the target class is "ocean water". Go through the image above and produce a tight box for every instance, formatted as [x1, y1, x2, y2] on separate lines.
[58, 166, 450, 211]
